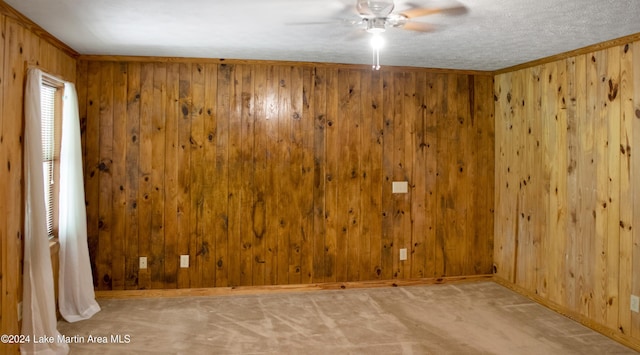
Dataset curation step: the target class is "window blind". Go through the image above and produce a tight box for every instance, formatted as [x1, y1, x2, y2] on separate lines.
[41, 84, 57, 237]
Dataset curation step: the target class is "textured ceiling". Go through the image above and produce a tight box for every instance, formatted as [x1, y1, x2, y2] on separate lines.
[5, 0, 640, 71]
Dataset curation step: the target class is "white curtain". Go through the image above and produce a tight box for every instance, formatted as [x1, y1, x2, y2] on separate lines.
[58, 83, 101, 322]
[22, 68, 69, 354]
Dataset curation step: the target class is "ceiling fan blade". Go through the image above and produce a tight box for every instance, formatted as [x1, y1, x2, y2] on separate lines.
[285, 18, 361, 27]
[400, 3, 467, 19]
[399, 7, 440, 19]
[400, 21, 436, 32]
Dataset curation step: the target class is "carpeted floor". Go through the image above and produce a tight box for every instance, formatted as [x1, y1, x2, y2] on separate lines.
[57, 281, 637, 354]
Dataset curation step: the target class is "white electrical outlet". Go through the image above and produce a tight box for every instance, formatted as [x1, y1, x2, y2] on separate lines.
[392, 181, 409, 194]
[139, 256, 147, 269]
[18, 302, 22, 321]
[180, 255, 189, 268]
[631, 295, 640, 313]
[399, 248, 407, 261]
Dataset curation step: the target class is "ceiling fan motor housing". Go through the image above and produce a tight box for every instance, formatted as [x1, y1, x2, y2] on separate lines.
[365, 18, 387, 33]
[356, 0, 395, 18]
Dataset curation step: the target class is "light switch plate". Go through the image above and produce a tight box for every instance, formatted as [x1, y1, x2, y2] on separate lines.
[399, 248, 407, 261]
[392, 181, 409, 194]
[631, 295, 640, 313]
[139, 256, 147, 269]
[180, 255, 189, 268]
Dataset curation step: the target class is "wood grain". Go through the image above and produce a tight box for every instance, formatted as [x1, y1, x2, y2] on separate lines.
[311, 67, 327, 283]
[125, 62, 141, 290]
[111, 62, 127, 290]
[5, 2, 640, 349]
[78, 54, 491, 76]
[97, 61, 114, 290]
[163, 62, 179, 289]
[618, 43, 633, 335]
[0, 11, 77, 354]
[1, 16, 10, 348]
[202, 63, 218, 287]
[78, 60, 495, 292]
[252, 64, 267, 286]
[137, 63, 154, 290]
[1, 18, 25, 355]
[189, 63, 205, 288]
[494, 38, 640, 347]
[631, 41, 640, 341]
[176, 62, 191, 289]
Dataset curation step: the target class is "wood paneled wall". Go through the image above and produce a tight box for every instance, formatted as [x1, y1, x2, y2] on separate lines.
[0, 3, 77, 353]
[77, 60, 495, 290]
[494, 41, 640, 346]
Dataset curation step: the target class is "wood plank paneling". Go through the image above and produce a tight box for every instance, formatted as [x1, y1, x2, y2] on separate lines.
[396, 72, 411, 279]
[424, 74, 438, 277]
[78, 60, 495, 292]
[619, 42, 633, 335]
[632, 41, 640, 341]
[324, 68, 339, 282]
[368, 71, 384, 280]
[565, 57, 579, 310]
[342, 69, 361, 282]
[0, 15, 6, 347]
[97, 61, 114, 290]
[150, 63, 167, 289]
[473, 75, 495, 274]
[202, 63, 218, 287]
[9, 17, 26, 330]
[164, 63, 181, 288]
[228, 64, 242, 287]
[239, 64, 255, 286]
[214, 64, 231, 287]
[594, 48, 611, 326]
[300, 67, 314, 283]
[263, 65, 278, 285]
[391, 71, 405, 279]
[380, 70, 395, 280]
[0, 9, 77, 354]
[190, 63, 206, 288]
[1, 18, 25, 354]
[276, 65, 292, 285]
[111, 62, 127, 290]
[137, 63, 154, 290]
[605, 46, 621, 328]
[125, 62, 141, 290]
[494, 39, 640, 348]
[85, 61, 101, 287]
[175, 62, 190, 288]
[311, 67, 327, 283]
[252, 64, 267, 286]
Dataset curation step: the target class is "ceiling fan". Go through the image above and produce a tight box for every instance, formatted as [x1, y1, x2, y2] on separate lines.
[349, 0, 467, 69]
[288, 1, 468, 70]
[354, 0, 467, 34]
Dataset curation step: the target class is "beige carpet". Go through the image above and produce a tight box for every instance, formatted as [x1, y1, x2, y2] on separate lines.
[57, 281, 637, 354]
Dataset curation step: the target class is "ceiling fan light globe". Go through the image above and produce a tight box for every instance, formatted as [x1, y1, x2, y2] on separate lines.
[356, 0, 395, 18]
[367, 28, 386, 34]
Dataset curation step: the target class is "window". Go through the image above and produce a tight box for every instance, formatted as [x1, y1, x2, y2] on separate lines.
[41, 81, 63, 238]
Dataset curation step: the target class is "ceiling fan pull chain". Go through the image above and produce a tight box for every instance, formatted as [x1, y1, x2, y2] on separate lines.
[372, 46, 380, 70]
[370, 34, 383, 70]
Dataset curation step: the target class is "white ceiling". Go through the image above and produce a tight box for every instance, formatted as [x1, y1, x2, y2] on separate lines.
[6, 0, 640, 71]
